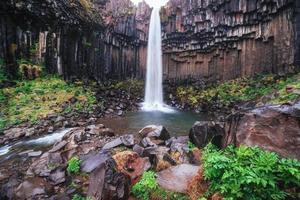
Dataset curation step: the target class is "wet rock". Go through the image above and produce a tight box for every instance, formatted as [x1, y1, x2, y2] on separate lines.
[166, 136, 189, 153]
[226, 103, 300, 160]
[121, 134, 135, 146]
[189, 121, 225, 148]
[88, 157, 130, 200]
[156, 164, 200, 193]
[132, 144, 144, 156]
[141, 137, 158, 147]
[4, 128, 25, 140]
[49, 140, 68, 153]
[15, 177, 52, 199]
[139, 125, 170, 140]
[28, 151, 42, 157]
[0, 176, 19, 199]
[80, 151, 110, 173]
[48, 126, 54, 133]
[99, 128, 115, 137]
[117, 110, 123, 116]
[49, 168, 65, 185]
[25, 128, 35, 137]
[102, 134, 134, 150]
[113, 151, 151, 181]
[87, 163, 106, 200]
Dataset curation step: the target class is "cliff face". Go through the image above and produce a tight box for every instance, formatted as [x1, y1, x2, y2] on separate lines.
[0, 0, 299, 83]
[161, 0, 299, 81]
[0, 0, 151, 80]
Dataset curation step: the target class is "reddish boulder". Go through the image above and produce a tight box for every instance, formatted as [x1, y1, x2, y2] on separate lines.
[226, 103, 300, 160]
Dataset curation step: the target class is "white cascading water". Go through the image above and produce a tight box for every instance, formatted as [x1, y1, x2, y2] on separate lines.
[142, 7, 173, 112]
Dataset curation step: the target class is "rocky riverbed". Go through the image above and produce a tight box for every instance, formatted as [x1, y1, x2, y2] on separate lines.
[0, 100, 299, 200]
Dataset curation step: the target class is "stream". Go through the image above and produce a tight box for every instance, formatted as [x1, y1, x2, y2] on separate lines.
[0, 128, 72, 163]
[0, 110, 206, 165]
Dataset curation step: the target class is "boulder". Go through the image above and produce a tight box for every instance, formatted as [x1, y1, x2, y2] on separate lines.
[80, 151, 110, 173]
[49, 168, 65, 185]
[113, 151, 151, 181]
[15, 177, 52, 199]
[156, 164, 200, 193]
[102, 134, 135, 150]
[87, 157, 130, 200]
[189, 121, 225, 148]
[226, 103, 300, 160]
[4, 128, 25, 140]
[139, 125, 170, 140]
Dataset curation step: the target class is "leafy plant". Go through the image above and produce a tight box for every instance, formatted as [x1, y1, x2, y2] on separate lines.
[201, 144, 300, 200]
[67, 156, 81, 174]
[132, 171, 158, 200]
[188, 141, 197, 152]
[72, 194, 92, 200]
[131, 171, 188, 200]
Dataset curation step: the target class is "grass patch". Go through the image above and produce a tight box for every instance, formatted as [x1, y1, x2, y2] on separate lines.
[201, 144, 300, 200]
[176, 73, 300, 109]
[0, 75, 96, 131]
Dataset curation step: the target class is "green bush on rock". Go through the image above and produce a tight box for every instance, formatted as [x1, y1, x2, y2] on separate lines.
[67, 156, 81, 174]
[201, 144, 300, 200]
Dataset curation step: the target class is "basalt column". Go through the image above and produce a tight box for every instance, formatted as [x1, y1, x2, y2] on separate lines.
[161, 0, 299, 82]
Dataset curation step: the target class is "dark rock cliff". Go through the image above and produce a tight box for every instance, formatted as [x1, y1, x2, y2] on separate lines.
[0, 0, 299, 82]
[161, 0, 300, 81]
[0, 0, 151, 80]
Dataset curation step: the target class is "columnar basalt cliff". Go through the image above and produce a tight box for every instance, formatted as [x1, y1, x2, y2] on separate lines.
[0, 0, 151, 81]
[161, 0, 300, 81]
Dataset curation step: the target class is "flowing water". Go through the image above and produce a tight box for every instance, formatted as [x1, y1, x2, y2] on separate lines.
[143, 7, 172, 112]
[0, 128, 72, 162]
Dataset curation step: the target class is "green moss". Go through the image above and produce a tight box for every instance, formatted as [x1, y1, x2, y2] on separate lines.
[131, 171, 188, 200]
[176, 73, 300, 109]
[0, 75, 97, 131]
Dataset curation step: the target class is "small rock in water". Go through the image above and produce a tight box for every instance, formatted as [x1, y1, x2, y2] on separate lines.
[28, 151, 42, 157]
[139, 125, 170, 140]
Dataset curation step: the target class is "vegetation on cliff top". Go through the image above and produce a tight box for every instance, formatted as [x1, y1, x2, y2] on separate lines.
[176, 73, 300, 109]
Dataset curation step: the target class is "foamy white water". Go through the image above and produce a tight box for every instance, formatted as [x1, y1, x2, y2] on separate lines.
[143, 7, 174, 113]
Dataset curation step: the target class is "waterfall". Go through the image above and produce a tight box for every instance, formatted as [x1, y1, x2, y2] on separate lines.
[142, 7, 173, 112]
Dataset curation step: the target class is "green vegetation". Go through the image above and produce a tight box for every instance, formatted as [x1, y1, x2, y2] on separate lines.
[67, 156, 81, 174]
[176, 74, 300, 109]
[0, 75, 96, 130]
[188, 141, 197, 152]
[72, 194, 92, 200]
[0, 58, 7, 85]
[17, 59, 43, 79]
[201, 144, 300, 200]
[109, 79, 144, 94]
[131, 171, 188, 200]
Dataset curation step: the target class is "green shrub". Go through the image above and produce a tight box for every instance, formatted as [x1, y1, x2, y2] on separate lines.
[188, 141, 197, 152]
[132, 171, 158, 200]
[67, 156, 81, 174]
[72, 194, 92, 200]
[201, 144, 300, 200]
[131, 171, 188, 200]
[176, 73, 300, 109]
